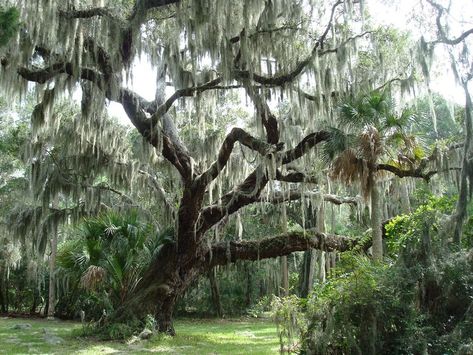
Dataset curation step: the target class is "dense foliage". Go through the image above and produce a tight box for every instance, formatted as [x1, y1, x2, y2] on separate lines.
[269, 196, 473, 354]
[0, 6, 19, 47]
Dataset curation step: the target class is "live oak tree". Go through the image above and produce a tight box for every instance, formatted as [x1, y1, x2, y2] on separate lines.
[0, 0, 447, 333]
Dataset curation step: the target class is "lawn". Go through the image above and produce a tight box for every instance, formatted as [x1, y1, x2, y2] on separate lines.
[0, 317, 280, 354]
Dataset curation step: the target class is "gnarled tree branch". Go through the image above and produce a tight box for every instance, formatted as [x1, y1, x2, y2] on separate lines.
[427, 0, 473, 46]
[282, 130, 331, 164]
[196, 128, 282, 188]
[231, 0, 346, 87]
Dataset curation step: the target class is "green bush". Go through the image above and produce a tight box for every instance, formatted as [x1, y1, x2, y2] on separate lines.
[271, 295, 306, 353]
[302, 256, 421, 354]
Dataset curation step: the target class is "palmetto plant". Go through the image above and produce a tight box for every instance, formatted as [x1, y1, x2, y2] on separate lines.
[325, 90, 418, 259]
[56, 212, 174, 319]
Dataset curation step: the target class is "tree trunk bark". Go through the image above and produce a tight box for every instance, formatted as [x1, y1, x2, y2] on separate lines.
[453, 82, 473, 245]
[245, 264, 252, 307]
[316, 250, 326, 283]
[298, 202, 318, 297]
[208, 269, 223, 318]
[4, 268, 9, 313]
[400, 181, 411, 213]
[156, 296, 177, 335]
[31, 288, 38, 314]
[0, 269, 6, 313]
[47, 217, 58, 319]
[370, 172, 383, 260]
[299, 250, 316, 298]
[280, 205, 289, 296]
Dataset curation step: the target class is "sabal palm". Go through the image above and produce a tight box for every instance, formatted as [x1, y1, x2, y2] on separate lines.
[327, 90, 416, 259]
[57, 212, 172, 316]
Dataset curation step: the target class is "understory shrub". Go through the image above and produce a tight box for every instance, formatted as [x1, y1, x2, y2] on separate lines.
[299, 195, 473, 354]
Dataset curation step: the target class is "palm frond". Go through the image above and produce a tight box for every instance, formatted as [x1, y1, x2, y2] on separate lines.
[358, 125, 383, 163]
[80, 265, 106, 291]
[322, 127, 353, 163]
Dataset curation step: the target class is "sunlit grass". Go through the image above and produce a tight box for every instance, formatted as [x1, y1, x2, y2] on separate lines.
[0, 317, 279, 354]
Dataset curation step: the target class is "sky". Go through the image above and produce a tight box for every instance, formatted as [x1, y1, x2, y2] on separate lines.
[107, 0, 473, 124]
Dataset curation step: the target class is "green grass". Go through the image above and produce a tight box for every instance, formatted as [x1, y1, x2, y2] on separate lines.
[0, 317, 279, 354]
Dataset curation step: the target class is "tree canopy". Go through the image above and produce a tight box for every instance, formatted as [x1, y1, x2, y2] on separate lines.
[1, 0, 473, 338]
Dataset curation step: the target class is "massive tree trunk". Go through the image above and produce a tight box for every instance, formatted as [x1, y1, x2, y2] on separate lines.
[119, 228, 365, 334]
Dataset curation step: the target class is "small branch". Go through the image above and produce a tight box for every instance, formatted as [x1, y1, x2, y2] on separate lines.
[282, 131, 331, 164]
[377, 163, 460, 181]
[151, 77, 223, 121]
[324, 193, 359, 205]
[374, 77, 403, 92]
[244, 85, 280, 144]
[229, 23, 304, 43]
[427, 0, 473, 46]
[232, 0, 347, 86]
[196, 128, 282, 188]
[128, 0, 180, 22]
[319, 30, 373, 55]
[137, 169, 175, 214]
[295, 87, 339, 102]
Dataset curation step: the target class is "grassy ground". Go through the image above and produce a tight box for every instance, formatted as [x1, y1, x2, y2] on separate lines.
[0, 317, 280, 354]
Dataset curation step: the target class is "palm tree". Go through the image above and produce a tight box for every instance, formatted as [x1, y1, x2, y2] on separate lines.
[325, 90, 417, 260]
[56, 212, 174, 320]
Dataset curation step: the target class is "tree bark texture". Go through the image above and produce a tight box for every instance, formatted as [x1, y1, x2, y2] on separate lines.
[47, 221, 58, 319]
[280, 205, 289, 296]
[298, 201, 318, 298]
[208, 269, 223, 318]
[370, 173, 383, 260]
[453, 82, 473, 245]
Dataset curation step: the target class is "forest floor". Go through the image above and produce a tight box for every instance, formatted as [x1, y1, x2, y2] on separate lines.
[0, 316, 279, 354]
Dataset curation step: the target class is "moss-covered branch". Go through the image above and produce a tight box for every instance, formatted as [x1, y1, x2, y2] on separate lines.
[207, 230, 362, 268]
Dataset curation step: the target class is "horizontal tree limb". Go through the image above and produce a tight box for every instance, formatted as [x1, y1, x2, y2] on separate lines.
[262, 190, 358, 205]
[207, 229, 363, 267]
[377, 163, 435, 180]
[59, 7, 118, 21]
[128, 0, 180, 21]
[275, 170, 317, 184]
